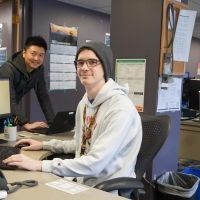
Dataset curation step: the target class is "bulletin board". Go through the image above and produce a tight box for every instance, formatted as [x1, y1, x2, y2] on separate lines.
[159, 0, 188, 75]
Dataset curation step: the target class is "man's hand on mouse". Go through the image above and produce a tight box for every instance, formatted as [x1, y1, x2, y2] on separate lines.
[3, 154, 42, 171]
[15, 139, 43, 151]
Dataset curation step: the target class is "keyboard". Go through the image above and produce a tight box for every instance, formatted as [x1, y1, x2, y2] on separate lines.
[0, 146, 20, 170]
[31, 127, 49, 134]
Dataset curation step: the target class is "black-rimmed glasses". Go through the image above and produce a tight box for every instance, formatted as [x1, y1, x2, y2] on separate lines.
[74, 59, 101, 68]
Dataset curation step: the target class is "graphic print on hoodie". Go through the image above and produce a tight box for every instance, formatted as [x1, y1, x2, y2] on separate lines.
[81, 105, 100, 155]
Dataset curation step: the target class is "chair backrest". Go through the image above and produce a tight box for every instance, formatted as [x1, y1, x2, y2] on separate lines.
[135, 114, 170, 180]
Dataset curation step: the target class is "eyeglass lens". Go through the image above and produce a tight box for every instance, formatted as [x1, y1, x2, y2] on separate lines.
[75, 59, 100, 68]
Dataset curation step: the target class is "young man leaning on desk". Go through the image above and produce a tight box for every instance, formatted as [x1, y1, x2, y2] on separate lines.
[0, 36, 55, 131]
[3, 42, 142, 188]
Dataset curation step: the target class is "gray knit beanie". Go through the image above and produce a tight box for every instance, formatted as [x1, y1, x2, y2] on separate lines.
[75, 42, 113, 81]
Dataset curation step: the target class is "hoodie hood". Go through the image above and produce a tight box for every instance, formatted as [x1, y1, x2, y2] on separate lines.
[8, 51, 42, 78]
[8, 51, 27, 75]
[82, 79, 129, 107]
[75, 42, 113, 82]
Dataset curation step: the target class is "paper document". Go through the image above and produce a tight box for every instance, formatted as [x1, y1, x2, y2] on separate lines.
[173, 10, 197, 62]
[157, 77, 182, 112]
[46, 179, 89, 194]
[115, 59, 146, 112]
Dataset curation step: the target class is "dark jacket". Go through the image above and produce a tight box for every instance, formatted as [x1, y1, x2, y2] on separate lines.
[0, 51, 55, 125]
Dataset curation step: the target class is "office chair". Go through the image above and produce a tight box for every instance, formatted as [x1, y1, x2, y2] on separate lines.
[94, 114, 170, 200]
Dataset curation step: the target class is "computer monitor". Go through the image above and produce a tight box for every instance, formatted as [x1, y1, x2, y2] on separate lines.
[0, 78, 10, 119]
[0, 78, 11, 133]
[188, 79, 200, 111]
[181, 73, 190, 109]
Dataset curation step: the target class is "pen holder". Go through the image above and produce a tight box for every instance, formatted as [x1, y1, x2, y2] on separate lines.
[4, 126, 17, 141]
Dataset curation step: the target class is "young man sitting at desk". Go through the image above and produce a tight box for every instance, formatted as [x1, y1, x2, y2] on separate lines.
[3, 42, 142, 188]
[0, 36, 55, 131]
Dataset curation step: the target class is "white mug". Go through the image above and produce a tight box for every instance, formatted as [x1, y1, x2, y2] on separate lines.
[5, 126, 17, 141]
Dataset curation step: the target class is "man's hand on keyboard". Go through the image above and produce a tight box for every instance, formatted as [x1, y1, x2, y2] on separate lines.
[15, 139, 43, 151]
[3, 154, 42, 171]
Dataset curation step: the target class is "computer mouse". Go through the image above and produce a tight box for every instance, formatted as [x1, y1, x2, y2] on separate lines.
[15, 143, 30, 149]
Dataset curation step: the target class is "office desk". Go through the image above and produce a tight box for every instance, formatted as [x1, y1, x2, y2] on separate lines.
[3, 170, 127, 200]
[180, 120, 200, 161]
[0, 130, 74, 160]
[1, 132, 127, 199]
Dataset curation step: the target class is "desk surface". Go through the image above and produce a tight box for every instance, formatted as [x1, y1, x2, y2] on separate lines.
[180, 120, 200, 161]
[20, 131, 74, 160]
[181, 119, 200, 132]
[1, 131, 127, 200]
[181, 119, 200, 126]
[3, 170, 126, 200]
[0, 130, 74, 160]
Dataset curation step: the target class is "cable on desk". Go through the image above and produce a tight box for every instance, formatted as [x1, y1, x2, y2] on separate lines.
[7, 180, 38, 193]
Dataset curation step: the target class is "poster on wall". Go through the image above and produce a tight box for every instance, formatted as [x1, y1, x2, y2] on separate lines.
[0, 47, 7, 67]
[197, 63, 200, 76]
[0, 23, 3, 47]
[49, 23, 78, 90]
[104, 33, 110, 46]
[115, 59, 146, 112]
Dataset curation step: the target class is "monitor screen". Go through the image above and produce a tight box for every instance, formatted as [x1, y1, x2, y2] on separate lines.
[181, 74, 190, 109]
[188, 79, 200, 111]
[183, 71, 190, 79]
[0, 78, 11, 119]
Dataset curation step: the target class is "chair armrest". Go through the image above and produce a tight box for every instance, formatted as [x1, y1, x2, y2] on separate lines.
[94, 177, 144, 192]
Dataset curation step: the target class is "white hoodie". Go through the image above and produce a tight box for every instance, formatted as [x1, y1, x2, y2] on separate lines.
[42, 79, 142, 187]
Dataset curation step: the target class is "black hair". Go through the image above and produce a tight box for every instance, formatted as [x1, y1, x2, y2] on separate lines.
[24, 36, 47, 51]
